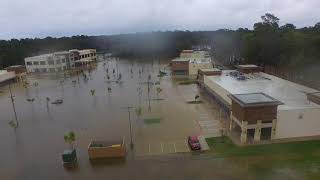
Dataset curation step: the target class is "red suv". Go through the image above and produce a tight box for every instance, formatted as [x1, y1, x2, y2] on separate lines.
[187, 136, 201, 151]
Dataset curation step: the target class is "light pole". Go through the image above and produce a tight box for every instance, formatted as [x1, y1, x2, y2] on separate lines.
[9, 83, 19, 128]
[122, 106, 135, 149]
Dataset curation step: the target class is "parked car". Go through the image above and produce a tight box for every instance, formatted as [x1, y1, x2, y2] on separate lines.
[187, 136, 201, 151]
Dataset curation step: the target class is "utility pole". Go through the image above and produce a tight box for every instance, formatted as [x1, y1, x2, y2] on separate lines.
[116, 58, 119, 78]
[122, 106, 135, 149]
[9, 83, 19, 128]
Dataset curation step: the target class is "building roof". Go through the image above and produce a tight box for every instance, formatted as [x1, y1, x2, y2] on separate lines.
[236, 64, 260, 69]
[54, 51, 69, 55]
[171, 58, 190, 62]
[199, 68, 221, 72]
[182, 50, 193, 53]
[0, 70, 8, 75]
[205, 70, 320, 110]
[189, 58, 211, 64]
[229, 93, 283, 107]
[89, 138, 124, 147]
[5, 65, 25, 69]
[0, 70, 16, 82]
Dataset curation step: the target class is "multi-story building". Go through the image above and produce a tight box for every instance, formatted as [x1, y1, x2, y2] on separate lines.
[171, 50, 212, 76]
[25, 49, 96, 73]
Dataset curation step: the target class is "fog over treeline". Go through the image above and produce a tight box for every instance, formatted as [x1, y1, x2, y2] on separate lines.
[0, 13, 320, 70]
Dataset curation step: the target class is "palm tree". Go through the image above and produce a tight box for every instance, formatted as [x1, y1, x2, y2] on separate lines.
[64, 131, 76, 150]
[107, 87, 112, 93]
[90, 89, 95, 96]
[135, 106, 142, 120]
[156, 87, 162, 98]
[33, 81, 39, 87]
[27, 98, 35, 102]
[8, 120, 18, 129]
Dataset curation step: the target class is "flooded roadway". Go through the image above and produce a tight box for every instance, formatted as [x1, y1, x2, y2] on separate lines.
[0, 59, 315, 180]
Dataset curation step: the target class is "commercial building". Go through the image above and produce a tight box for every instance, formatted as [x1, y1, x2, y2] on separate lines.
[0, 70, 16, 86]
[203, 65, 320, 144]
[171, 50, 212, 76]
[198, 68, 222, 83]
[25, 49, 96, 73]
[5, 65, 27, 82]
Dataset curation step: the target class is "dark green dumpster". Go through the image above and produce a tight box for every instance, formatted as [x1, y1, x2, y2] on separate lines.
[62, 149, 77, 165]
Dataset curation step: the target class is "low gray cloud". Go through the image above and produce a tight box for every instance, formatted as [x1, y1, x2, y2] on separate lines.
[1, 0, 319, 39]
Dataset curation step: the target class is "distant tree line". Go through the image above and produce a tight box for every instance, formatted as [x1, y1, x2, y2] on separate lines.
[0, 13, 319, 69]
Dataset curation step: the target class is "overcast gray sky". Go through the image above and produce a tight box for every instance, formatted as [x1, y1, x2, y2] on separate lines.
[1, 0, 319, 39]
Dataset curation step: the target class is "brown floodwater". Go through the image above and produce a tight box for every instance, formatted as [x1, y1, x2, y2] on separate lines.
[0, 59, 316, 180]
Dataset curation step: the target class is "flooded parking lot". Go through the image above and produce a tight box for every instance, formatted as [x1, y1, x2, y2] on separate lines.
[0, 59, 316, 180]
[0, 59, 225, 179]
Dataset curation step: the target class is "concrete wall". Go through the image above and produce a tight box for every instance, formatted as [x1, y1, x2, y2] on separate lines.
[275, 107, 320, 139]
[204, 75, 231, 105]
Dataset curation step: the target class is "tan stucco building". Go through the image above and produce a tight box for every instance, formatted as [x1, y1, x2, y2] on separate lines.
[171, 50, 213, 76]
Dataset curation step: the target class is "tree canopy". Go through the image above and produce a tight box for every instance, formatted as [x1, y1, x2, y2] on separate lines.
[0, 13, 319, 69]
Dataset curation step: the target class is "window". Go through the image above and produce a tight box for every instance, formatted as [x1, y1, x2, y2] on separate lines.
[26, 62, 32, 65]
[40, 61, 46, 65]
[33, 61, 39, 65]
[49, 68, 55, 72]
[48, 60, 54, 65]
[40, 68, 47, 72]
[56, 59, 61, 64]
[61, 59, 66, 63]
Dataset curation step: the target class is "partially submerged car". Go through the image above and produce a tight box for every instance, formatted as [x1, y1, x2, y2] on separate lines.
[187, 136, 201, 151]
[51, 99, 63, 104]
[62, 149, 77, 167]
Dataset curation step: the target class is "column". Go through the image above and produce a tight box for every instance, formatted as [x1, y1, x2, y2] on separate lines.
[271, 119, 277, 140]
[240, 121, 248, 144]
[229, 112, 234, 131]
[254, 120, 262, 142]
[229, 118, 233, 131]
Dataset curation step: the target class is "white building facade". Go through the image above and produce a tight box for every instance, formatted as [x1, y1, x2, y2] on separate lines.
[25, 49, 96, 73]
